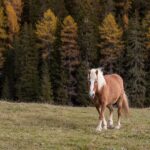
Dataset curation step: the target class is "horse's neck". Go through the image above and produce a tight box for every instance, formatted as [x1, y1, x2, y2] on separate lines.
[97, 74, 106, 91]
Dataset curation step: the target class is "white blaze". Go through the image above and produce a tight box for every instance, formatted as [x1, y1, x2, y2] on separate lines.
[89, 79, 95, 96]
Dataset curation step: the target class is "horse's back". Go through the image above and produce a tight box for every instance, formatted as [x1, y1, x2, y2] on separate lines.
[103, 74, 124, 103]
[104, 74, 123, 87]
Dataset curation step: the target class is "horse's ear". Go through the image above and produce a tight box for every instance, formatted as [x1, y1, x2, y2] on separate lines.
[99, 67, 103, 72]
[95, 70, 98, 75]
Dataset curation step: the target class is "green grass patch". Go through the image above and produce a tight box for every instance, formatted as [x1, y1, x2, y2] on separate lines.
[0, 101, 149, 150]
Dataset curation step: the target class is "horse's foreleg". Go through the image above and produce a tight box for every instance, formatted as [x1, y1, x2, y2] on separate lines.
[95, 103, 100, 115]
[107, 105, 114, 129]
[96, 104, 107, 132]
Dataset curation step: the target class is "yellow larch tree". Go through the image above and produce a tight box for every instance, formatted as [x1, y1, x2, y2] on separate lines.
[36, 8, 58, 60]
[36, 9, 58, 44]
[60, 15, 80, 104]
[98, 13, 124, 72]
[4, 0, 23, 42]
[10, 0, 23, 21]
[35, 9, 58, 102]
[0, 7, 7, 68]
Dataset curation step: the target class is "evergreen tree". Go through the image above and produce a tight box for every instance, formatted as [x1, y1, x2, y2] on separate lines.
[115, 0, 132, 30]
[50, 25, 64, 104]
[22, 0, 41, 24]
[65, 0, 100, 66]
[101, 0, 116, 17]
[3, 0, 23, 99]
[76, 61, 90, 106]
[142, 11, 150, 106]
[125, 13, 146, 107]
[22, 0, 67, 25]
[61, 15, 80, 105]
[15, 23, 40, 101]
[98, 13, 124, 73]
[1, 76, 10, 99]
[56, 68, 68, 105]
[132, 0, 150, 19]
[45, 0, 68, 19]
[40, 60, 53, 103]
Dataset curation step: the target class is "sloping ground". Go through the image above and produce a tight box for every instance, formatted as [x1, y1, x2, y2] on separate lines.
[0, 101, 149, 150]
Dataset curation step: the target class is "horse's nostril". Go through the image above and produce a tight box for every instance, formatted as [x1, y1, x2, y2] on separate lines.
[91, 93, 95, 99]
[89, 91, 95, 98]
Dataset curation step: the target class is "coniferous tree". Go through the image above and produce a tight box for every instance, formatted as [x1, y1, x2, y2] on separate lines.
[132, 0, 150, 19]
[15, 23, 39, 101]
[50, 25, 64, 104]
[46, 0, 68, 19]
[0, 0, 149, 107]
[10, 0, 23, 20]
[76, 61, 90, 106]
[22, 0, 41, 24]
[143, 11, 150, 106]
[115, 0, 132, 30]
[4, 0, 22, 42]
[61, 15, 80, 104]
[126, 13, 146, 107]
[1, 76, 10, 99]
[0, 7, 7, 69]
[101, 0, 116, 17]
[56, 68, 68, 105]
[36, 9, 58, 61]
[36, 9, 58, 103]
[78, 0, 100, 66]
[40, 60, 53, 103]
[65, 0, 100, 66]
[3, 0, 23, 99]
[98, 13, 124, 73]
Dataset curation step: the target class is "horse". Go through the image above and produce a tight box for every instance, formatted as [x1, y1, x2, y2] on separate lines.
[88, 68, 129, 132]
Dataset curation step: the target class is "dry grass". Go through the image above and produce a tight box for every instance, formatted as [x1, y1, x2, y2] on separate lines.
[0, 101, 149, 150]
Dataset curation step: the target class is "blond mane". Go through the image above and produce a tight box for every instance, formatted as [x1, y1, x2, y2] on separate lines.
[97, 68, 106, 90]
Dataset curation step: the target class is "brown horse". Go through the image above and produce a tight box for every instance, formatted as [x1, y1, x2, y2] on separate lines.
[88, 68, 129, 132]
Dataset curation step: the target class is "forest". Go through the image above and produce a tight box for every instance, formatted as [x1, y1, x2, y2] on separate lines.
[0, 0, 150, 107]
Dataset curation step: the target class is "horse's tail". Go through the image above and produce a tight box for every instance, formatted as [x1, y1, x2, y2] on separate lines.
[122, 92, 129, 115]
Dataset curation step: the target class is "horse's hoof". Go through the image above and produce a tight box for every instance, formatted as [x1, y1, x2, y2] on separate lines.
[103, 126, 107, 130]
[107, 120, 114, 129]
[115, 125, 121, 129]
[96, 127, 102, 132]
[108, 125, 114, 129]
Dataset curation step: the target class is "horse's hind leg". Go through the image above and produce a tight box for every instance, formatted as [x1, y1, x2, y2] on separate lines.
[107, 105, 114, 129]
[116, 99, 122, 129]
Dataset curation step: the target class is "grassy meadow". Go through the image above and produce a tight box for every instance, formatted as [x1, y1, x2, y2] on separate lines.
[0, 101, 149, 150]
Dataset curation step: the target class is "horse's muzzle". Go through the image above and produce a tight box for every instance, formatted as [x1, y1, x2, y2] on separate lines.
[89, 91, 95, 99]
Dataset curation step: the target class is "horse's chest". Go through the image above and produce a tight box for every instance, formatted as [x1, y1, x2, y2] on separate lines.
[93, 93, 103, 104]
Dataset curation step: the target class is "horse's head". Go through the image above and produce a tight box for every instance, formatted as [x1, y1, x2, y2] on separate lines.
[88, 68, 106, 99]
[88, 69, 99, 99]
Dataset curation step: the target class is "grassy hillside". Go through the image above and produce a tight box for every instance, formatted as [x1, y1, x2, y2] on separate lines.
[0, 101, 149, 150]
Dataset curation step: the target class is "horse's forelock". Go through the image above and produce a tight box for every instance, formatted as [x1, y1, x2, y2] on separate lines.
[90, 69, 97, 80]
